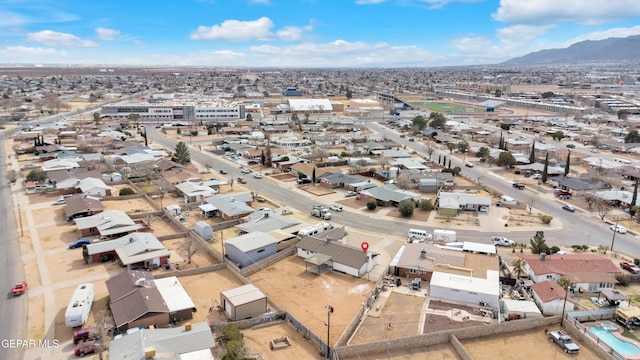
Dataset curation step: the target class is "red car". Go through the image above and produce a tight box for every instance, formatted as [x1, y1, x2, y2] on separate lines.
[621, 262, 640, 274]
[74, 340, 98, 356]
[12, 281, 27, 296]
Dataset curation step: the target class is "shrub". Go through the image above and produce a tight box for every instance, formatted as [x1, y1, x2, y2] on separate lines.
[635, 258, 640, 266]
[419, 199, 433, 211]
[366, 201, 377, 210]
[616, 274, 630, 287]
[571, 245, 583, 252]
[398, 200, 414, 217]
[538, 214, 553, 224]
[549, 246, 560, 254]
[119, 187, 135, 196]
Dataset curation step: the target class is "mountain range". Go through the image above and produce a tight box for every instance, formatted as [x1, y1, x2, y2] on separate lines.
[502, 35, 640, 65]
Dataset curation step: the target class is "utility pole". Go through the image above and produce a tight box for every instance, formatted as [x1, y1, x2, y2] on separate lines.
[326, 305, 333, 359]
[610, 216, 619, 253]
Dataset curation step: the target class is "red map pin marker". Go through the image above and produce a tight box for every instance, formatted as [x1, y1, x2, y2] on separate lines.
[361, 242, 369, 253]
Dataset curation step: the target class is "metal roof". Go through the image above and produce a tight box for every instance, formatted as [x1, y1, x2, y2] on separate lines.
[154, 277, 196, 312]
[221, 284, 266, 307]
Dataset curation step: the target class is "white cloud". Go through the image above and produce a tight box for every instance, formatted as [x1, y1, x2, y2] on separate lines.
[4, 45, 66, 56]
[191, 17, 312, 41]
[0, 11, 30, 27]
[493, 0, 640, 25]
[450, 24, 553, 59]
[450, 36, 493, 55]
[563, 25, 640, 46]
[27, 30, 98, 47]
[95, 27, 121, 41]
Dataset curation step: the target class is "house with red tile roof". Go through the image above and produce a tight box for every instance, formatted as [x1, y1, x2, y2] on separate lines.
[518, 253, 620, 293]
[529, 280, 577, 316]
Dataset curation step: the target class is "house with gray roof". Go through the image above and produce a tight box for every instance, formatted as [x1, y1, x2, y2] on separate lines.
[85, 232, 169, 268]
[297, 228, 378, 277]
[438, 192, 491, 212]
[553, 176, 610, 192]
[359, 184, 421, 206]
[108, 322, 215, 360]
[74, 210, 144, 238]
[175, 182, 217, 203]
[63, 195, 104, 221]
[318, 172, 366, 189]
[236, 211, 306, 234]
[203, 193, 255, 220]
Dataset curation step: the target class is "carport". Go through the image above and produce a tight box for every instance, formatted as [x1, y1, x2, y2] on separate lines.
[598, 288, 630, 307]
[304, 253, 332, 275]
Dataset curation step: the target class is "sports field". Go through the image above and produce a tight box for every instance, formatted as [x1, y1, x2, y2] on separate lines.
[410, 101, 483, 113]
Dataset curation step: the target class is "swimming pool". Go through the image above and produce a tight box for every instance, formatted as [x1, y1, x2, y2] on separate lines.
[588, 326, 640, 355]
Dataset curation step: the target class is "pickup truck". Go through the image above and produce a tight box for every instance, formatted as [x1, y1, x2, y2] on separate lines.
[548, 330, 580, 354]
[621, 262, 640, 274]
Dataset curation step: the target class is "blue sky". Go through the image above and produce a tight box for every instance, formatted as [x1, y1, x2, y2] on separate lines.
[1, 0, 640, 67]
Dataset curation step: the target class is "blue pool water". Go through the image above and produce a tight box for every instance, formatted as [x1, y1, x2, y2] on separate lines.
[588, 326, 640, 355]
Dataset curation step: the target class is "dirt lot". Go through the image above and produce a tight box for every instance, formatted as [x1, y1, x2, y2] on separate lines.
[101, 197, 156, 213]
[350, 292, 425, 344]
[301, 184, 335, 196]
[341, 343, 461, 360]
[461, 325, 602, 360]
[249, 256, 374, 345]
[242, 322, 323, 360]
[178, 269, 246, 324]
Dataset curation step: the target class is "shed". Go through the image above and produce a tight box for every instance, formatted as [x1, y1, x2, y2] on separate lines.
[111, 172, 123, 182]
[220, 284, 267, 321]
[165, 205, 181, 216]
[502, 299, 543, 320]
[194, 221, 213, 241]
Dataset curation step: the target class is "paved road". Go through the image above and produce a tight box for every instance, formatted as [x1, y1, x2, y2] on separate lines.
[367, 121, 640, 258]
[0, 129, 27, 360]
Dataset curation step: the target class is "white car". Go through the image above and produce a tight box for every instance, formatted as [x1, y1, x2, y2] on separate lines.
[610, 225, 627, 234]
[52, 198, 66, 206]
[241, 168, 251, 174]
[532, 173, 542, 179]
[253, 173, 263, 179]
[329, 204, 343, 212]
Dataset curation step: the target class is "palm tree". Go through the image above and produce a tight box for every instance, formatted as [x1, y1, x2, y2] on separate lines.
[511, 258, 527, 279]
[518, 243, 527, 253]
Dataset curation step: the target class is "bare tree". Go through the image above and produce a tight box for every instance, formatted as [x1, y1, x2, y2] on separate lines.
[179, 237, 199, 264]
[91, 309, 115, 359]
[227, 176, 235, 190]
[526, 194, 536, 214]
[595, 199, 611, 220]
[204, 162, 213, 173]
[425, 143, 435, 160]
[379, 156, 390, 171]
[5, 169, 17, 184]
[395, 174, 410, 190]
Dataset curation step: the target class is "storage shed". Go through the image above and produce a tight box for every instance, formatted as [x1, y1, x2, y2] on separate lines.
[220, 284, 267, 321]
[194, 221, 213, 241]
[165, 204, 181, 216]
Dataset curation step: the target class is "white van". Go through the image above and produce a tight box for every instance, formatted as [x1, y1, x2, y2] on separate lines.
[408, 229, 432, 242]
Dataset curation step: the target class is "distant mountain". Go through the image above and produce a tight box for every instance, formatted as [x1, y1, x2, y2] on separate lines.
[502, 35, 640, 65]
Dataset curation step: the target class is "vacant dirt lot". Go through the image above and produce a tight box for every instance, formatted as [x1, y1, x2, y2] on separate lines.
[341, 343, 461, 360]
[243, 322, 323, 360]
[102, 197, 156, 213]
[249, 256, 374, 345]
[461, 325, 602, 360]
[350, 292, 425, 344]
[178, 269, 246, 324]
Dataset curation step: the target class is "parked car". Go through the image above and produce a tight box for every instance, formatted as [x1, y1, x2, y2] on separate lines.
[237, 177, 247, 184]
[69, 239, 92, 249]
[74, 340, 98, 357]
[219, 169, 228, 174]
[253, 173, 263, 179]
[52, 198, 66, 206]
[344, 191, 358, 197]
[566, 144, 576, 149]
[549, 331, 580, 354]
[621, 262, 640, 274]
[297, 177, 312, 184]
[11, 281, 27, 296]
[479, 206, 488, 212]
[329, 204, 343, 212]
[465, 163, 474, 168]
[399, 134, 406, 138]
[562, 205, 576, 212]
[532, 173, 542, 179]
[512, 183, 525, 190]
[610, 225, 628, 234]
[241, 168, 251, 174]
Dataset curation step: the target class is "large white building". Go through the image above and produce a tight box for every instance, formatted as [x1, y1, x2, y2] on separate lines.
[101, 100, 246, 122]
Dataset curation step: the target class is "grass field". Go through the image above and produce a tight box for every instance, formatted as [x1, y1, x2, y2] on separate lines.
[410, 101, 483, 113]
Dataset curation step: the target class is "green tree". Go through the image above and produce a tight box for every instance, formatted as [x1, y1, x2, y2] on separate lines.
[446, 143, 456, 153]
[511, 258, 526, 278]
[366, 200, 377, 210]
[529, 231, 549, 254]
[550, 131, 564, 141]
[312, 167, 316, 184]
[631, 179, 639, 217]
[221, 324, 243, 343]
[497, 151, 516, 168]
[419, 199, 433, 211]
[412, 115, 427, 131]
[529, 141, 536, 164]
[619, 109, 629, 121]
[93, 112, 101, 123]
[246, 113, 253, 121]
[457, 141, 469, 154]
[542, 152, 549, 184]
[476, 146, 490, 161]
[119, 187, 135, 196]
[564, 150, 571, 176]
[500, 123, 511, 130]
[494, 89, 502, 97]
[346, 89, 353, 99]
[26, 169, 47, 183]
[173, 141, 191, 164]
[625, 129, 640, 143]
[541, 91, 555, 99]
[498, 132, 504, 150]
[442, 167, 461, 176]
[428, 113, 446, 129]
[127, 113, 141, 128]
[398, 199, 414, 217]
